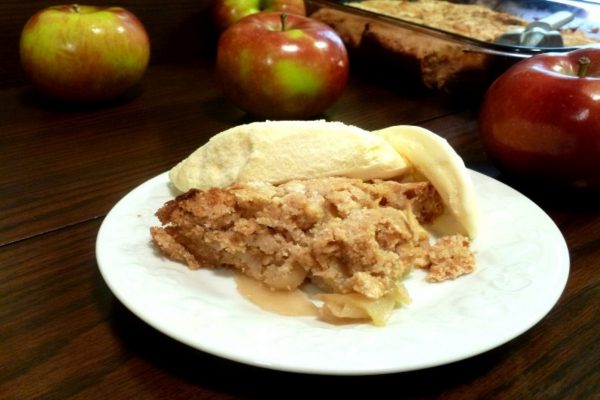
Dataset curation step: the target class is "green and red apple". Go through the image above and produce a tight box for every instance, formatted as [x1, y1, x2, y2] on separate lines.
[20, 4, 150, 102]
[213, 0, 305, 33]
[216, 12, 349, 119]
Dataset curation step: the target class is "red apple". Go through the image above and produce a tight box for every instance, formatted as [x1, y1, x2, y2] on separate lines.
[479, 46, 600, 190]
[216, 12, 349, 119]
[213, 0, 305, 33]
[20, 4, 150, 102]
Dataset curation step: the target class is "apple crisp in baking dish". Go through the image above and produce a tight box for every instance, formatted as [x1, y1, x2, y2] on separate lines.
[347, 0, 597, 45]
[311, 0, 599, 90]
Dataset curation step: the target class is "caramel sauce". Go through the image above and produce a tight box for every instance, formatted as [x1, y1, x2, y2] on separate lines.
[234, 273, 318, 317]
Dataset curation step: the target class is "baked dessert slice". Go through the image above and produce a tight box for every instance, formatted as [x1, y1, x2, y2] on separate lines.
[151, 176, 475, 324]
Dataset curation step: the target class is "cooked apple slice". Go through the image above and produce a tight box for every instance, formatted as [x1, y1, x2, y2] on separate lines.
[375, 125, 479, 238]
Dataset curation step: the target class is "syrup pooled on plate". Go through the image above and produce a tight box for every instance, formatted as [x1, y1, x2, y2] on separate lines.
[235, 273, 319, 317]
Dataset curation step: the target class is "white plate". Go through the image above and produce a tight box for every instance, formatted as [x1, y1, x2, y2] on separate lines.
[96, 170, 569, 375]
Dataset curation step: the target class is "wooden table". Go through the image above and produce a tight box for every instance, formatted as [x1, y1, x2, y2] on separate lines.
[1, 59, 598, 400]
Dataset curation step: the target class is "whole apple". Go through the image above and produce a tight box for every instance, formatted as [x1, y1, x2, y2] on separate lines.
[216, 12, 349, 119]
[479, 46, 600, 190]
[20, 4, 150, 102]
[213, 0, 305, 33]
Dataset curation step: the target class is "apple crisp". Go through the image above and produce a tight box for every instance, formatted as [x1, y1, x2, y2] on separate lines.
[151, 176, 475, 325]
[311, 0, 599, 90]
[347, 0, 597, 45]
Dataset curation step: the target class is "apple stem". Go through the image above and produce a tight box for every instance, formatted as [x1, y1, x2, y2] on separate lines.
[578, 56, 591, 78]
[280, 13, 288, 32]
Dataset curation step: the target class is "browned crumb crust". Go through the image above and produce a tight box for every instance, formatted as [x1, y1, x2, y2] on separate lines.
[151, 177, 474, 298]
[423, 235, 475, 282]
[350, 0, 528, 42]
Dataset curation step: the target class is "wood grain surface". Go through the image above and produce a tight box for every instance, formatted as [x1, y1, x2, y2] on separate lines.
[1, 12, 599, 400]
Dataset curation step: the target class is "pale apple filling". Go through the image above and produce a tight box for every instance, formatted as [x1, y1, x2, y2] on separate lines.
[235, 272, 411, 326]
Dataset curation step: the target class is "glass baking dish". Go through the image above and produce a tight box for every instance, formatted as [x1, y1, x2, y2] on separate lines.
[307, 0, 600, 92]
